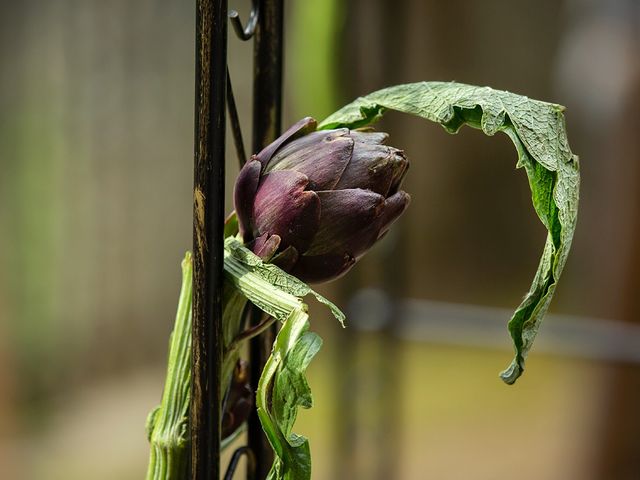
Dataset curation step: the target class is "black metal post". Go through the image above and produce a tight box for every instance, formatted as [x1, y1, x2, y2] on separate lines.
[192, 0, 227, 478]
[248, 0, 284, 478]
[252, 0, 283, 150]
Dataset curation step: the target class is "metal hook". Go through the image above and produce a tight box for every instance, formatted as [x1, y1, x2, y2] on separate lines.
[229, 0, 259, 41]
[223, 446, 257, 480]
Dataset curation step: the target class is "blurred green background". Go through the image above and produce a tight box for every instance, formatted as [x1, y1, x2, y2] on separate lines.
[1, 1, 640, 479]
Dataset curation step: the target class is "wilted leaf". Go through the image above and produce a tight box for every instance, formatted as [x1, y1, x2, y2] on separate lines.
[321, 82, 579, 384]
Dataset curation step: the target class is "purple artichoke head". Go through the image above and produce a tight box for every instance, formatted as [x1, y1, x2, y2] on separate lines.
[234, 117, 410, 284]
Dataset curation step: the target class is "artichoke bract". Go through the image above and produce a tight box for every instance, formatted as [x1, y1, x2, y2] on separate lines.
[234, 117, 410, 284]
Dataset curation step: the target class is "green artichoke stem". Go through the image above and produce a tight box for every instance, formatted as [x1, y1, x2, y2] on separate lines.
[144, 253, 193, 480]
[144, 252, 249, 480]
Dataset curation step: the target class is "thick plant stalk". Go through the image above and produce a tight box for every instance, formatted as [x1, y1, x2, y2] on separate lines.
[145, 253, 193, 480]
[145, 253, 251, 480]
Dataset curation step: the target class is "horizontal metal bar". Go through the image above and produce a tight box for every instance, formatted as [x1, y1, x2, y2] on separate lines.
[347, 288, 640, 364]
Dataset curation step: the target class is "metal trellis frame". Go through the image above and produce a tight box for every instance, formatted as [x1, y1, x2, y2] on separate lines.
[191, 0, 283, 478]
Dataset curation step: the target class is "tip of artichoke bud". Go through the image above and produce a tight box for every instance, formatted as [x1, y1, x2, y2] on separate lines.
[387, 149, 409, 195]
[254, 117, 318, 165]
[350, 129, 389, 145]
[378, 191, 411, 239]
[253, 233, 281, 261]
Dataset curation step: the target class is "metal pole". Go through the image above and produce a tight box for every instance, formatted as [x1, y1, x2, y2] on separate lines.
[192, 0, 227, 478]
[252, 0, 283, 149]
[248, 0, 284, 477]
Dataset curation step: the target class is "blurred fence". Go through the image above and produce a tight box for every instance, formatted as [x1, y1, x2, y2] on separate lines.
[349, 290, 640, 365]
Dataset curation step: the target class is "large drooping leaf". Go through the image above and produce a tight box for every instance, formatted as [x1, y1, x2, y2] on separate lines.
[320, 82, 579, 384]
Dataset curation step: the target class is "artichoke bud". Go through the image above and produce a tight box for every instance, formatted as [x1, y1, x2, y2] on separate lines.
[234, 117, 410, 284]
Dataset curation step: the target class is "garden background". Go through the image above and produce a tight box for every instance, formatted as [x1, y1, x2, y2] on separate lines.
[1, 1, 639, 478]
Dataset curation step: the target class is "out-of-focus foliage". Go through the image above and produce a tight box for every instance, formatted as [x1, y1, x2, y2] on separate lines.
[289, 0, 342, 119]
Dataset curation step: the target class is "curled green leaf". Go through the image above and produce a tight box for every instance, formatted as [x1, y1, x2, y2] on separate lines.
[321, 82, 579, 384]
[257, 310, 321, 480]
[224, 237, 346, 326]
[222, 238, 345, 478]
